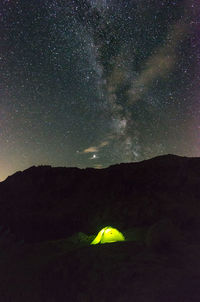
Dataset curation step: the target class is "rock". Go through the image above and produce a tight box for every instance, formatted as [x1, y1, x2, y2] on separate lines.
[67, 232, 94, 245]
[145, 219, 183, 252]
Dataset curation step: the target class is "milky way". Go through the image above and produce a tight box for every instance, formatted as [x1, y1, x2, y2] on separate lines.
[0, 0, 199, 180]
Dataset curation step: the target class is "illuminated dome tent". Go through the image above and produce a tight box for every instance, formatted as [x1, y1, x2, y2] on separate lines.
[91, 226, 125, 245]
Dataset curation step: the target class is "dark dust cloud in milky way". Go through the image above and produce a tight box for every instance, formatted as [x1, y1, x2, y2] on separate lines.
[0, 0, 199, 180]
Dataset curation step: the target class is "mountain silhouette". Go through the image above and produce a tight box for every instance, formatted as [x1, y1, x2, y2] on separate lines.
[0, 154, 200, 243]
[1, 154, 200, 302]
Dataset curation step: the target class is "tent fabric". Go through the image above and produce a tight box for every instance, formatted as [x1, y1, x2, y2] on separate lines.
[91, 226, 125, 245]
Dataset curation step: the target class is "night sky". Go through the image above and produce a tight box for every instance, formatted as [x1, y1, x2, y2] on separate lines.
[0, 0, 199, 180]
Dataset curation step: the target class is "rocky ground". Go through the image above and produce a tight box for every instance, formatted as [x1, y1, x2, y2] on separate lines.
[1, 154, 200, 301]
[0, 227, 200, 302]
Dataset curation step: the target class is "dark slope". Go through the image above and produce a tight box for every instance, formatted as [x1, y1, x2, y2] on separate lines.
[1, 154, 200, 302]
[0, 154, 200, 242]
[1, 239, 200, 302]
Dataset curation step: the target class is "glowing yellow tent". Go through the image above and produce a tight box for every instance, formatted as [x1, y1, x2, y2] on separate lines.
[90, 226, 125, 245]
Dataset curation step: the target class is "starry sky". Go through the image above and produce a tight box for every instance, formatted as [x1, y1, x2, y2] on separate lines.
[0, 0, 199, 180]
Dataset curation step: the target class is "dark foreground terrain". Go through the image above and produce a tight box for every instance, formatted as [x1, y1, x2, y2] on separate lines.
[0, 233, 200, 302]
[0, 154, 200, 301]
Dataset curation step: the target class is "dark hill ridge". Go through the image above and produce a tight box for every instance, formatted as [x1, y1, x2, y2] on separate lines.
[0, 154, 200, 243]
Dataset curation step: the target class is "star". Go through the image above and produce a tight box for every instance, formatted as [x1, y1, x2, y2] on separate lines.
[0, 0, 198, 180]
